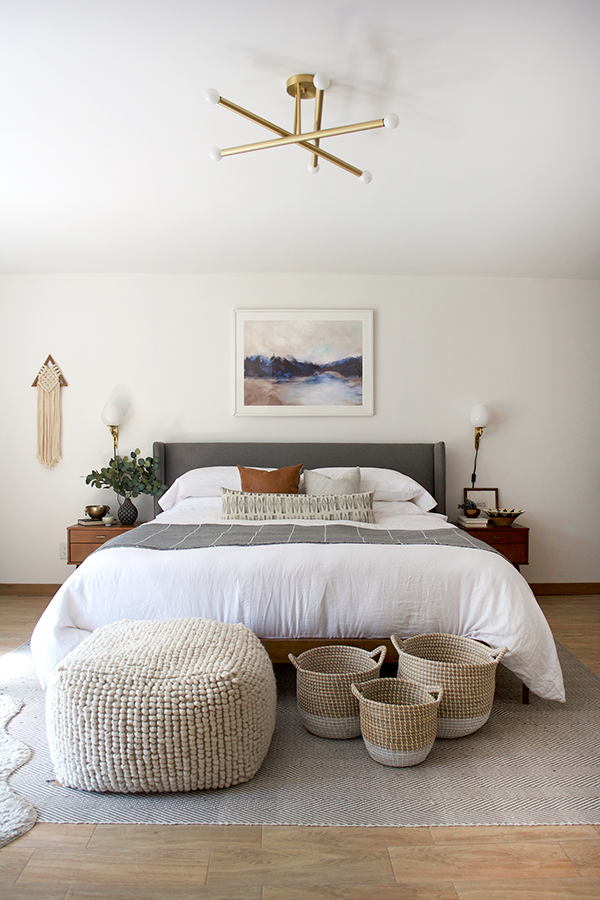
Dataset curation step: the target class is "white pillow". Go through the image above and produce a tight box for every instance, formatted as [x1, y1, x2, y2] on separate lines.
[309, 467, 437, 510]
[159, 496, 223, 513]
[158, 466, 242, 510]
[304, 467, 360, 496]
[373, 500, 430, 517]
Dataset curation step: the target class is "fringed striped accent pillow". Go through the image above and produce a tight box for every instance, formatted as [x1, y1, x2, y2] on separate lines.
[221, 487, 375, 522]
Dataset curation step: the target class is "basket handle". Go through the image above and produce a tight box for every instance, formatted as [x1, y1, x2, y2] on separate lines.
[369, 645, 387, 665]
[350, 682, 364, 701]
[390, 634, 404, 654]
[288, 653, 300, 669]
[489, 646, 508, 662]
[425, 684, 444, 705]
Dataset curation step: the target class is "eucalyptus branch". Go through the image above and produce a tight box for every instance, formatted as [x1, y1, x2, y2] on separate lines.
[85, 449, 164, 499]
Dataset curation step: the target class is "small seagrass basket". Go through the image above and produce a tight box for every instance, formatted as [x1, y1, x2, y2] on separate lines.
[391, 633, 507, 739]
[289, 644, 387, 739]
[351, 678, 443, 767]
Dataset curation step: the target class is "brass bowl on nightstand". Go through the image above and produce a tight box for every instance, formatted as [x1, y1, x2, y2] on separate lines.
[484, 508, 525, 527]
[85, 504, 110, 520]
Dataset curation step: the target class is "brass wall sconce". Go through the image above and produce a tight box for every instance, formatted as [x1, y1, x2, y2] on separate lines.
[470, 405, 492, 488]
[206, 73, 398, 183]
[101, 402, 123, 457]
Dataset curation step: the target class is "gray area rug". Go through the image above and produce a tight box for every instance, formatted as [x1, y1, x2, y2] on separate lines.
[1, 642, 598, 828]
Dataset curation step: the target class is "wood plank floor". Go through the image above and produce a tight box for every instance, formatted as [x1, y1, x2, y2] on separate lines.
[1, 593, 599, 900]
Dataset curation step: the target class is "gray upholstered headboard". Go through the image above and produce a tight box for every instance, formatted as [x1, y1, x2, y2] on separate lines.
[153, 442, 446, 517]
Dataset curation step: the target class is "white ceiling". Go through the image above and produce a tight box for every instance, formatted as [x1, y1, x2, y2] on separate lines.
[1, 0, 599, 276]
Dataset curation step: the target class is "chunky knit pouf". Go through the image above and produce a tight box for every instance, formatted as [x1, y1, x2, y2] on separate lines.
[46, 617, 277, 793]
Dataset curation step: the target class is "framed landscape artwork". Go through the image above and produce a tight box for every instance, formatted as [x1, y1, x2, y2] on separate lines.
[234, 309, 373, 416]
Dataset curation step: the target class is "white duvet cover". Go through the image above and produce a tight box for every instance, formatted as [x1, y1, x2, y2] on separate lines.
[31, 501, 565, 701]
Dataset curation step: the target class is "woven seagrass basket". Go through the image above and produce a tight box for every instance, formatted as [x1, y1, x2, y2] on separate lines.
[351, 678, 443, 767]
[391, 633, 507, 739]
[289, 644, 387, 739]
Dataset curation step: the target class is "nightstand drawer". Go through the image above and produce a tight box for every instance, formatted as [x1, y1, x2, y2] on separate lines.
[458, 524, 529, 567]
[69, 529, 123, 543]
[67, 524, 136, 565]
[481, 529, 526, 546]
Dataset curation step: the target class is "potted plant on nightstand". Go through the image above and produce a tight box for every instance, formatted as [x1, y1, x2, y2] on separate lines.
[458, 499, 481, 518]
[85, 450, 165, 525]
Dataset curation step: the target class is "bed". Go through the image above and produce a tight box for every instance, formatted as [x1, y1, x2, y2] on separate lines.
[30, 441, 565, 702]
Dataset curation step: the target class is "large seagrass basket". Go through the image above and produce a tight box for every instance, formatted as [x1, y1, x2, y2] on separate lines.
[289, 644, 386, 738]
[351, 678, 443, 767]
[391, 633, 507, 739]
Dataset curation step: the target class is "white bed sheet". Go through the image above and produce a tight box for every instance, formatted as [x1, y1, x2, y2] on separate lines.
[31, 502, 565, 701]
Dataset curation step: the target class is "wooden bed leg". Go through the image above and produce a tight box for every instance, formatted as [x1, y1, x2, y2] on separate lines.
[522, 683, 530, 704]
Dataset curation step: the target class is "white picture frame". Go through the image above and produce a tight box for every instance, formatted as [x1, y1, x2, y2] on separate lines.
[234, 309, 374, 417]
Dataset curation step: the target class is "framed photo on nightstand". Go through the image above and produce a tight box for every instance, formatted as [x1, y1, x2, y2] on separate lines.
[464, 487, 499, 511]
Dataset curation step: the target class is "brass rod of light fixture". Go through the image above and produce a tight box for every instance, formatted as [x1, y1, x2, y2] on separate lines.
[217, 96, 288, 134]
[294, 83, 301, 135]
[311, 88, 324, 168]
[220, 118, 385, 157]
[109, 425, 119, 457]
[216, 96, 363, 177]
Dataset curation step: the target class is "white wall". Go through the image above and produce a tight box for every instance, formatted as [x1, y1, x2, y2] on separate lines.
[1, 273, 598, 585]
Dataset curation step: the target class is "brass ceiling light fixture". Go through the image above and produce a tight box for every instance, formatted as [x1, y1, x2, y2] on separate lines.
[205, 73, 399, 183]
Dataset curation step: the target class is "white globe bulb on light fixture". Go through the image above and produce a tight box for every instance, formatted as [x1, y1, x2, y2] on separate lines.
[101, 403, 123, 428]
[313, 72, 330, 91]
[205, 89, 221, 105]
[383, 114, 399, 129]
[308, 163, 320, 174]
[101, 403, 124, 457]
[469, 404, 492, 487]
[359, 170, 372, 184]
[209, 147, 223, 162]
[470, 404, 492, 429]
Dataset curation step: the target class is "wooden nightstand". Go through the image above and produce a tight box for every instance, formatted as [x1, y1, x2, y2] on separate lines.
[457, 522, 529, 570]
[67, 524, 137, 566]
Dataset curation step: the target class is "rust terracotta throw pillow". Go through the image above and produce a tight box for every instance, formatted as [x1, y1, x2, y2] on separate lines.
[238, 464, 303, 494]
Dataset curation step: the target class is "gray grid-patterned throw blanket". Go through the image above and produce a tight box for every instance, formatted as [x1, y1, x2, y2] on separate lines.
[97, 523, 500, 554]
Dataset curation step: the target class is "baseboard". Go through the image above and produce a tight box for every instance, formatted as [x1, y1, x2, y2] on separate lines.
[529, 583, 600, 596]
[0, 584, 62, 596]
[2, 582, 599, 599]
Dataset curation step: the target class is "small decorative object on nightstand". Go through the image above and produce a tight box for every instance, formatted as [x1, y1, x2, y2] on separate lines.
[484, 508, 525, 527]
[458, 499, 480, 518]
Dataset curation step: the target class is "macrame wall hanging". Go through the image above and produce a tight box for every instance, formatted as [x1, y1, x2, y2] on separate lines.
[32, 355, 68, 468]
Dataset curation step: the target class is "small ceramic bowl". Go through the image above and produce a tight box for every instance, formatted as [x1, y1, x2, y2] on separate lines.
[484, 508, 525, 526]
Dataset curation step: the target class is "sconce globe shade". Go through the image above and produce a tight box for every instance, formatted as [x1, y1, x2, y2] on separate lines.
[101, 402, 123, 427]
[470, 404, 492, 428]
[308, 163, 320, 174]
[383, 113, 399, 129]
[205, 89, 220, 105]
[209, 147, 223, 162]
[313, 72, 330, 91]
[359, 170, 372, 184]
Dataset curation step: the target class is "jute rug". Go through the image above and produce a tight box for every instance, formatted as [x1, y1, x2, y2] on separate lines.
[1, 642, 598, 832]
